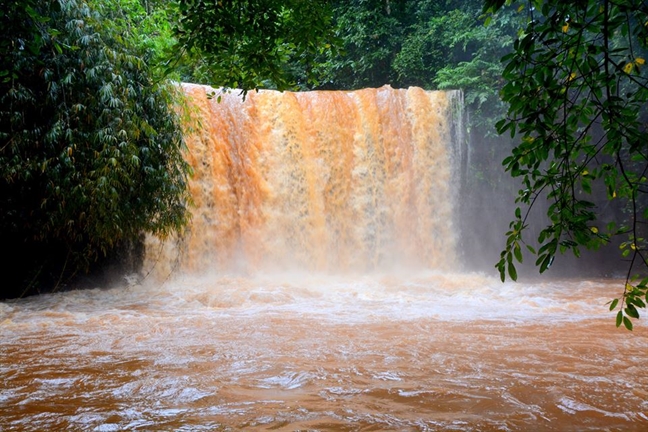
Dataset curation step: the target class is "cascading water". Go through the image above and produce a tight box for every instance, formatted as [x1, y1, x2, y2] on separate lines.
[145, 84, 463, 276]
[1, 85, 647, 431]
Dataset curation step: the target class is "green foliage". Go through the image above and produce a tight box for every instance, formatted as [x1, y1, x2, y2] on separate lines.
[173, 0, 338, 91]
[486, 0, 648, 327]
[429, 7, 517, 121]
[0, 0, 190, 296]
[101, 0, 179, 81]
[315, 0, 408, 89]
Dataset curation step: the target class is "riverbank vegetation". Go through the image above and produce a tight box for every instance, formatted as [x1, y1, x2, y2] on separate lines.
[1, 0, 190, 297]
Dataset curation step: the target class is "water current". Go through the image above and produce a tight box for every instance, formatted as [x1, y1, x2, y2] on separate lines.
[1, 275, 647, 430]
[2, 85, 647, 430]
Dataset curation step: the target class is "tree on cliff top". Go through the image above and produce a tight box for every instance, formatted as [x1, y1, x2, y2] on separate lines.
[0, 0, 190, 297]
[173, 0, 338, 91]
[485, 0, 648, 329]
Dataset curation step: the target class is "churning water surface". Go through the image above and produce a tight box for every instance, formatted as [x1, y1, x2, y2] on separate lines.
[1, 273, 647, 431]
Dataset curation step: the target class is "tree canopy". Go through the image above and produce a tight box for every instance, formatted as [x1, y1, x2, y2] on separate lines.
[485, 0, 648, 329]
[173, 0, 338, 91]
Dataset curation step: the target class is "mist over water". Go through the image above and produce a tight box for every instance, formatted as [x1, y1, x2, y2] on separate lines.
[1, 85, 647, 431]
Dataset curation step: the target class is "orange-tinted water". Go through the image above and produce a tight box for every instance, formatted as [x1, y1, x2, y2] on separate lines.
[145, 85, 461, 277]
[1, 274, 647, 430]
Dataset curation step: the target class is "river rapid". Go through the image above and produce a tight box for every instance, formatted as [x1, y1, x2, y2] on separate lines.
[1, 273, 647, 431]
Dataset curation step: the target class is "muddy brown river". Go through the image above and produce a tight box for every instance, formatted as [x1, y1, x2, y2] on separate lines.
[1, 273, 646, 431]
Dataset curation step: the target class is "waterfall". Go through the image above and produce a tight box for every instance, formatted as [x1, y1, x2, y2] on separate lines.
[145, 84, 463, 277]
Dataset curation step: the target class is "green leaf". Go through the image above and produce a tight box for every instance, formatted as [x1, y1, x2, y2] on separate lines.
[508, 260, 518, 281]
[539, 254, 553, 273]
[498, 267, 506, 282]
[513, 243, 523, 263]
[623, 316, 633, 331]
[609, 298, 619, 311]
[616, 310, 623, 327]
[625, 305, 640, 319]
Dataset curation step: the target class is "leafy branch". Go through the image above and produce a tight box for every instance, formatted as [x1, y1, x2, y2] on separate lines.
[486, 0, 648, 329]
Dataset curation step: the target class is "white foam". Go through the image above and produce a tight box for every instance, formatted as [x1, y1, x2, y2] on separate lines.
[1, 273, 625, 326]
